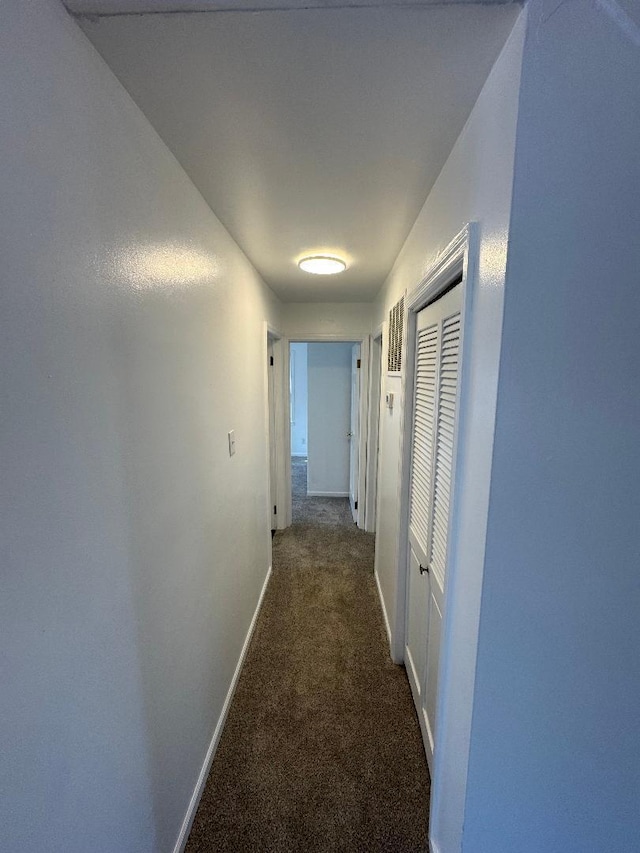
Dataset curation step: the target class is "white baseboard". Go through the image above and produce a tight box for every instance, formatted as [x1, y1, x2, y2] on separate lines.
[306, 490, 349, 498]
[172, 565, 273, 853]
[374, 569, 393, 652]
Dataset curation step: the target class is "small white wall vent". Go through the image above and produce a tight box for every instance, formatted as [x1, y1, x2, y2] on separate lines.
[387, 294, 405, 375]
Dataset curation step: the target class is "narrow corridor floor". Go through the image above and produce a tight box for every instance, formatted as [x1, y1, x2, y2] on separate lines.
[185, 476, 430, 851]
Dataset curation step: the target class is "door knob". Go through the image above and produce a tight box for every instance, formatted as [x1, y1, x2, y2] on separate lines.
[347, 432, 353, 437]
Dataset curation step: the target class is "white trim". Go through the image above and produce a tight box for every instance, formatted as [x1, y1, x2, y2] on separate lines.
[407, 227, 471, 312]
[289, 347, 297, 426]
[374, 569, 392, 651]
[172, 566, 273, 853]
[389, 288, 409, 664]
[306, 490, 349, 498]
[266, 329, 277, 535]
[265, 325, 288, 531]
[364, 326, 384, 533]
[364, 325, 383, 533]
[356, 336, 370, 528]
[282, 337, 293, 527]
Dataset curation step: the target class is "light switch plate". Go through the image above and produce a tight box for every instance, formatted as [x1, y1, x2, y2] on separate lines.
[228, 430, 236, 456]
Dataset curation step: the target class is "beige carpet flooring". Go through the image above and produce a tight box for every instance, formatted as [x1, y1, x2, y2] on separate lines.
[291, 457, 354, 526]
[185, 460, 430, 852]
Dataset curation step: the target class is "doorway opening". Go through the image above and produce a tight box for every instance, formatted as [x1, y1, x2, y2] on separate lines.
[288, 340, 364, 527]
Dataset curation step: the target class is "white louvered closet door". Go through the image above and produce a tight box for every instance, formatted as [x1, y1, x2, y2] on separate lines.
[405, 283, 462, 771]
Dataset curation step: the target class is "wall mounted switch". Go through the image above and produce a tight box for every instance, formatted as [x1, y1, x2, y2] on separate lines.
[228, 430, 236, 456]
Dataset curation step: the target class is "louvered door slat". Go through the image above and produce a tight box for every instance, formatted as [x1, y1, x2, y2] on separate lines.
[411, 468, 431, 498]
[437, 415, 455, 434]
[409, 323, 439, 554]
[429, 311, 461, 587]
[435, 441, 453, 467]
[414, 424, 434, 445]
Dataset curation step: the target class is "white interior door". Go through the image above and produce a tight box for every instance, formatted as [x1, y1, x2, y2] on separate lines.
[267, 338, 277, 531]
[349, 343, 361, 523]
[405, 283, 462, 771]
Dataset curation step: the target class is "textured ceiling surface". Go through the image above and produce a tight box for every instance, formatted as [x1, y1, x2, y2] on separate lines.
[75, 3, 520, 301]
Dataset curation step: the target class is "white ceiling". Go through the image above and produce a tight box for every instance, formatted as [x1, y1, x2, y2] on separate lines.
[70, 1, 521, 302]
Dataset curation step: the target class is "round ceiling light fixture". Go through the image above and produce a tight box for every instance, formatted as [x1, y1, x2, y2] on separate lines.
[298, 255, 347, 275]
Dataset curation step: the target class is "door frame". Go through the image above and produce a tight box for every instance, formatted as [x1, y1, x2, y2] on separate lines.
[363, 325, 383, 533]
[348, 343, 362, 523]
[282, 334, 370, 529]
[393, 224, 484, 853]
[265, 324, 288, 532]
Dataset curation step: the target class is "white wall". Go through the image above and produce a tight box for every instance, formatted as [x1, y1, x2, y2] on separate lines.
[307, 343, 353, 496]
[371, 13, 525, 851]
[282, 302, 373, 340]
[463, 1, 640, 850]
[289, 343, 308, 456]
[0, 2, 279, 851]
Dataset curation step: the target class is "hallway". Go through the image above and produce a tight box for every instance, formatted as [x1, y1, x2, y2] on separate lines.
[6, 3, 639, 851]
[185, 460, 429, 851]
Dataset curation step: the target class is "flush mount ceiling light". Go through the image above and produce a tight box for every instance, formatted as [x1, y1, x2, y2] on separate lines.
[298, 255, 347, 275]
